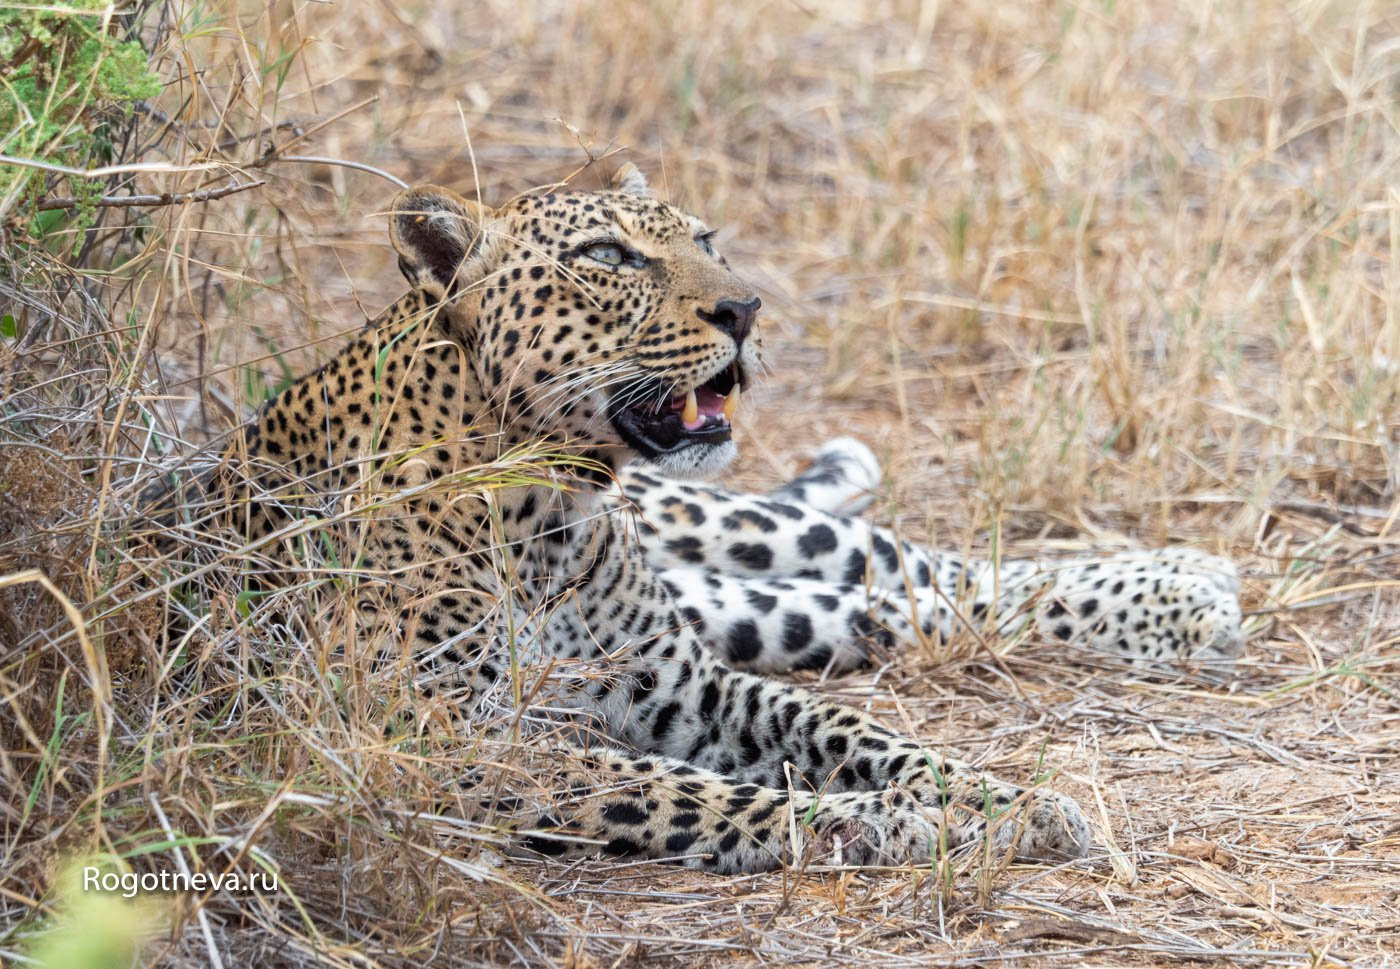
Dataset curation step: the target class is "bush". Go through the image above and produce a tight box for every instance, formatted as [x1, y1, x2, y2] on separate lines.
[1, 2, 161, 245]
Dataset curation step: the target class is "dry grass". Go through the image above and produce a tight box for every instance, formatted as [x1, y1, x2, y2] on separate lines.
[2, 0, 1399, 966]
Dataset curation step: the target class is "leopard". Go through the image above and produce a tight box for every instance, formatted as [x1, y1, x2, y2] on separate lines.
[183, 163, 1243, 874]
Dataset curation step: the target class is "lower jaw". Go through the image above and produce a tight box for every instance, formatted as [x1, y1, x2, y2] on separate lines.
[645, 438, 737, 480]
[612, 420, 733, 460]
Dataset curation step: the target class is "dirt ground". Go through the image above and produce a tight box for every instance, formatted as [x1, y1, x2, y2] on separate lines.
[3, 1, 1398, 966]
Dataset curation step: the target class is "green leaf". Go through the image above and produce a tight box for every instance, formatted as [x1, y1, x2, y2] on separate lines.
[235, 588, 257, 620]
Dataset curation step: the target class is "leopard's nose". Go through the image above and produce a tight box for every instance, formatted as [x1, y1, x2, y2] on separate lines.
[698, 296, 760, 344]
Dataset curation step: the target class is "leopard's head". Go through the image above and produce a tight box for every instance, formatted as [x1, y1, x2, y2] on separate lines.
[389, 167, 761, 479]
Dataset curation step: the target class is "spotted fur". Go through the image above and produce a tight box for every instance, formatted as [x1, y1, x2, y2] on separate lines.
[195, 167, 1245, 873]
[630, 438, 1243, 676]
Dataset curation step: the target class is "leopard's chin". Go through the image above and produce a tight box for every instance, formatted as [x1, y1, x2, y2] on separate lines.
[642, 439, 737, 480]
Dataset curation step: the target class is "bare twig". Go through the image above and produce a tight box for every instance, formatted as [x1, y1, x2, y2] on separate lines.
[0, 154, 230, 179]
[34, 178, 266, 211]
[280, 156, 408, 188]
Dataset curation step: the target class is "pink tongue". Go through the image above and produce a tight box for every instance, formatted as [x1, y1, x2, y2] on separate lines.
[679, 387, 726, 430]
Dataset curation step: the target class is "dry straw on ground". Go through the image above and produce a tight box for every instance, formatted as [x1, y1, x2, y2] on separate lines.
[1, 1, 1398, 966]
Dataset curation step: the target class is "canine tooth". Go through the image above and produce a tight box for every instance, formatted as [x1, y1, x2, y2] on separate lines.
[682, 388, 699, 424]
[722, 382, 740, 421]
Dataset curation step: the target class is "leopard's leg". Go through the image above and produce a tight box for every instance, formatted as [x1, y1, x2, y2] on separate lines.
[500, 584, 1087, 871]
[651, 557, 1231, 676]
[589, 621, 1092, 865]
[1011, 549, 1244, 666]
[443, 620, 951, 874]
[409, 594, 948, 874]
[624, 449, 1243, 668]
[518, 746, 950, 873]
[768, 444, 1246, 665]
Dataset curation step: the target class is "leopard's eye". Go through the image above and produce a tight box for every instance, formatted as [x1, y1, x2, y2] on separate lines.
[695, 232, 717, 257]
[584, 242, 626, 267]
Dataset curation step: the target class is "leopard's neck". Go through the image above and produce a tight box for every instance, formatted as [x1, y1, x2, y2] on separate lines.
[242, 294, 632, 583]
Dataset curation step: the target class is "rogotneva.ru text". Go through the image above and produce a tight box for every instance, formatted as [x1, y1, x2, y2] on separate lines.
[84, 867, 279, 898]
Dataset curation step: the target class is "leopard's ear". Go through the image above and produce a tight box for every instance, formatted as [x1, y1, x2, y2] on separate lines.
[389, 185, 494, 299]
[609, 162, 651, 198]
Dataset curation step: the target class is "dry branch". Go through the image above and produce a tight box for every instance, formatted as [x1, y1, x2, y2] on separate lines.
[34, 179, 267, 212]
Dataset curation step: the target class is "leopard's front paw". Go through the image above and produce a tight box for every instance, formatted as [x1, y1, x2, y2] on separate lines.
[801, 790, 939, 867]
[1044, 551, 1245, 666]
[942, 784, 1092, 862]
[805, 784, 1091, 867]
[996, 789, 1092, 860]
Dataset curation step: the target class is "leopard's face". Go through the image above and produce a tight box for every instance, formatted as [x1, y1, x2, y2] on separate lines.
[390, 174, 762, 478]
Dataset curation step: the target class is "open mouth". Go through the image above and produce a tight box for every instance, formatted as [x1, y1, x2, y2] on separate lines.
[610, 362, 744, 458]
